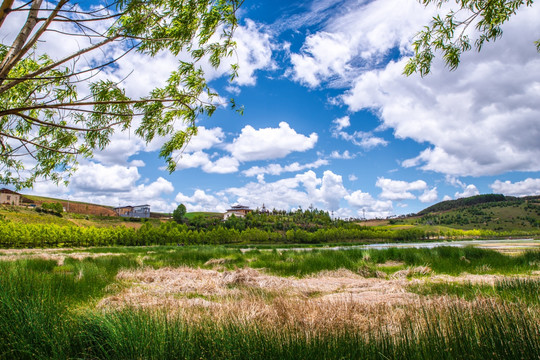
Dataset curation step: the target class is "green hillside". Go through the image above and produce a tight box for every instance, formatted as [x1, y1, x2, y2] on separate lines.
[417, 194, 509, 215]
[394, 194, 540, 231]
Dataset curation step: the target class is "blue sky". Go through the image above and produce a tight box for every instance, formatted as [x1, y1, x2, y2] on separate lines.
[5, 0, 540, 218]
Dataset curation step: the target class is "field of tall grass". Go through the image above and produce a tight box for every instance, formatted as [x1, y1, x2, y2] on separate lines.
[1, 246, 539, 359]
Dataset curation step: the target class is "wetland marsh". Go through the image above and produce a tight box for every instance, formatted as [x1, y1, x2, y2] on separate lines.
[1, 244, 539, 359]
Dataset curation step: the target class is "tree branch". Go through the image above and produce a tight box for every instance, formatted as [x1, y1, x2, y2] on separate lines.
[0, 0, 14, 28]
[0, 34, 120, 94]
[6, 0, 70, 78]
[50, 12, 122, 23]
[0, 97, 188, 116]
[0, 0, 43, 82]
[15, 112, 129, 132]
[0, 131, 79, 155]
[2, 43, 137, 83]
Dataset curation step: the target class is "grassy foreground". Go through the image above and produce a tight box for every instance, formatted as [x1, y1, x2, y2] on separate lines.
[1, 247, 539, 359]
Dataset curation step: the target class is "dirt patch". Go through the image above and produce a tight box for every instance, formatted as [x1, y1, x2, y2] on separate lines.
[377, 260, 405, 268]
[356, 219, 388, 226]
[0, 249, 123, 265]
[0, 248, 74, 255]
[27, 198, 117, 217]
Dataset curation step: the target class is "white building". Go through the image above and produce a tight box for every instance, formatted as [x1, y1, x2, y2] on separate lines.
[223, 205, 252, 220]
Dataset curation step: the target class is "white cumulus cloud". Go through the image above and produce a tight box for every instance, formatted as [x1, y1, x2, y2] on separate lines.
[332, 116, 351, 131]
[70, 163, 140, 192]
[345, 190, 393, 219]
[288, 0, 433, 88]
[318, 170, 348, 210]
[242, 159, 328, 177]
[455, 185, 480, 199]
[339, 5, 540, 176]
[376, 177, 427, 201]
[419, 187, 438, 203]
[329, 150, 356, 159]
[225, 170, 347, 212]
[490, 178, 540, 197]
[229, 20, 276, 86]
[227, 122, 318, 162]
[175, 189, 229, 212]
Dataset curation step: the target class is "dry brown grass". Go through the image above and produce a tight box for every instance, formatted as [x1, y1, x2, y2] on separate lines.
[97, 265, 540, 332]
[391, 266, 432, 279]
[355, 219, 389, 226]
[98, 266, 428, 331]
[105, 267, 415, 302]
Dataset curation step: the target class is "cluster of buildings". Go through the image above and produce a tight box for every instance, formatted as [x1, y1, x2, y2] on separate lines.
[113, 205, 151, 218]
[1, 188, 151, 218]
[2, 187, 262, 221]
[113, 203, 261, 220]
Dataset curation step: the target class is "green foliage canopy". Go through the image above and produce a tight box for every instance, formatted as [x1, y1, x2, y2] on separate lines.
[0, 0, 243, 189]
[172, 203, 187, 224]
[405, 0, 539, 76]
[41, 201, 63, 214]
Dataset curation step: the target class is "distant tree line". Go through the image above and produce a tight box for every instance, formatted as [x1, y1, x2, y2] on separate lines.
[418, 194, 508, 216]
[186, 208, 335, 232]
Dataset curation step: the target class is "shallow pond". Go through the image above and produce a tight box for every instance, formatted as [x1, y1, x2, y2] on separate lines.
[260, 239, 540, 254]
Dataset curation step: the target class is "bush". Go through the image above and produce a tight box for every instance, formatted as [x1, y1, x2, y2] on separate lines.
[40, 202, 63, 215]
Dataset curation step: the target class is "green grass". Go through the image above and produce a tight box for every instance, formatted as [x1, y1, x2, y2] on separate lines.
[1, 248, 540, 359]
[241, 246, 540, 277]
[64, 304, 540, 360]
[409, 277, 540, 305]
[0, 206, 75, 226]
[142, 246, 247, 268]
[1, 293, 539, 359]
[184, 211, 223, 220]
[0, 256, 138, 307]
[43, 245, 540, 277]
[364, 246, 540, 275]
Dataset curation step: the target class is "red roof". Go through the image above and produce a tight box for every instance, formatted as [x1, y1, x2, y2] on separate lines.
[0, 188, 20, 195]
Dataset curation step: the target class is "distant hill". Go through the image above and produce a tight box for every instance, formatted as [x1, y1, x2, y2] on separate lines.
[418, 194, 540, 216]
[418, 194, 507, 215]
[409, 194, 540, 231]
[23, 195, 117, 217]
